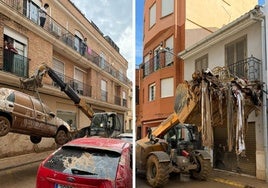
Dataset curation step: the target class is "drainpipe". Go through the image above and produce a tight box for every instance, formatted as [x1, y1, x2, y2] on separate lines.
[260, 7, 268, 182]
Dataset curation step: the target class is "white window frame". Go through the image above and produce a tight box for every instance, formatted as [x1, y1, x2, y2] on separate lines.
[165, 35, 174, 66]
[161, 77, 174, 98]
[149, 3, 156, 28]
[149, 83, 156, 101]
[195, 54, 208, 72]
[162, 0, 174, 17]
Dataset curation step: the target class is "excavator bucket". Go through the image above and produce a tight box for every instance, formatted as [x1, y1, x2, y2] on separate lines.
[174, 82, 191, 115]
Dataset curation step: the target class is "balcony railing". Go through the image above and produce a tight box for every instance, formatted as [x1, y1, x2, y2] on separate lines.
[115, 96, 121, 106]
[2, 49, 30, 77]
[141, 51, 174, 77]
[50, 70, 127, 107]
[1, 0, 130, 85]
[227, 56, 261, 82]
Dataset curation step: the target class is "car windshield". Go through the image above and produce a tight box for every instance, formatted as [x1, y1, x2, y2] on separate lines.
[44, 146, 121, 179]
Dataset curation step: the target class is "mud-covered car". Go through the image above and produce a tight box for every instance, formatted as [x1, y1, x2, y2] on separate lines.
[36, 137, 132, 188]
[0, 88, 72, 145]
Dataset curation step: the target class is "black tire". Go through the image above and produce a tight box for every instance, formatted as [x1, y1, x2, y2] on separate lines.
[30, 135, 42, 144]
[146, 155, 169, 188]
[55, 129, 69, 145]
[0, 116, 10, 136]
[190, 155, 211, 180]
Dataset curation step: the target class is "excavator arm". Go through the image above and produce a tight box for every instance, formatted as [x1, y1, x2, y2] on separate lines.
[152, 82, 199, 138]
[43, 64, 94, 119]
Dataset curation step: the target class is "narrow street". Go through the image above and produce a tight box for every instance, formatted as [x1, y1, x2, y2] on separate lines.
[136, 173, 235, 188]
[0, 162, 40, 188]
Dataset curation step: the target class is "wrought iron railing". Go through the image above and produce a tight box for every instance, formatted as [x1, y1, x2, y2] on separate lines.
[2, 49, 30, 77]
[115, 96, 121, 106]
[227, 56, 261, 81]
[141, 50, 174, 77]
[1, 0, 130, 85]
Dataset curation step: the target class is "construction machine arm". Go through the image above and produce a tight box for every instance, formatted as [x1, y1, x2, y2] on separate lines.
[152, 82, 199, 138]
[43, 64, 94, 119]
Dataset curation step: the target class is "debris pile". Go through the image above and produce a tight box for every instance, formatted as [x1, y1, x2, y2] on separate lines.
[178, 66, 262, 155]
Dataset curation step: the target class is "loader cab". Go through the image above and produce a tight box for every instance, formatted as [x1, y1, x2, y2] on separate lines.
[90, 112, 121, 138]
[164, 124, 202, 153]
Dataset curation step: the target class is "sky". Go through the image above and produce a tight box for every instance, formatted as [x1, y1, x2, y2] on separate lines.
[70, 0, 134, 80]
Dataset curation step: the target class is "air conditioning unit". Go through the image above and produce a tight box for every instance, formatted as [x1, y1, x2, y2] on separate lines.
[50, 22, 61, 37]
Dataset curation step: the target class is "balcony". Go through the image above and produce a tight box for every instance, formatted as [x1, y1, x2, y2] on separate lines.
[2, 49, 30, 77]
[141, 50, 174, 78]
[50, 70, 127, 107]
[0, 0, 130, 85]
[227, 56, 261, 82]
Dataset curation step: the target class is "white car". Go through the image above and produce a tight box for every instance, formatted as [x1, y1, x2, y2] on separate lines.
[0, 88, 72, 145]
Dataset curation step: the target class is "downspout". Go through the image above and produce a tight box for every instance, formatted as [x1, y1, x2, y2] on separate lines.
[260, 7, 268, 183]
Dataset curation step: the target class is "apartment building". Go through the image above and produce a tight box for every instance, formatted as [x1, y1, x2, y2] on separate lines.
[137, 0, 257, 138]
[179, 6, 267, 181]
[0, 0, 131, 157]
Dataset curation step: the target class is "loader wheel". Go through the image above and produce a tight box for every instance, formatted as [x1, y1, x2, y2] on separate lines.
[190, 155, 211, 180]
[146, 155, 169, 187]
[0, 116, 10, 136]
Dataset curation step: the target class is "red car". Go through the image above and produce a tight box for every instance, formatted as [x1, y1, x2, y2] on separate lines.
[36, 137, 132, 188]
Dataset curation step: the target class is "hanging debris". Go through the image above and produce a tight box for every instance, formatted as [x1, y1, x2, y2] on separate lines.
[180, 66, 262, 154]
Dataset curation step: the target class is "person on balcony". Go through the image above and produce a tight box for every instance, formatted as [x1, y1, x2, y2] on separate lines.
[81, 37, 88, 56]
[3, 39, 18, 72]
[39, 3, 49, 27]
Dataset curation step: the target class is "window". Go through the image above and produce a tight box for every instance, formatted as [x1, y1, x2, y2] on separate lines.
[3, 30, 28, 77]
[161, 78, 174, 98]
[122, 91, 127, 107]
[74, 68, 84, 95]
[165, 36, 174, 66]
[154, 46, 161, 71]
[149, 83, 156, 101]
[144, 54, 150, 76]
[162, 0, 174, 17]
[195, 54, 208, 72]
[52, 59, 64, 87]
[225, 36, 247, 77]
[101, 80, 107, 102]
[23, 0, 41, 24]
[149, 3, 156, 28]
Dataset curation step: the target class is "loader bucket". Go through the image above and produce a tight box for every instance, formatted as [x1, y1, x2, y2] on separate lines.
[174, 82, 190, 115]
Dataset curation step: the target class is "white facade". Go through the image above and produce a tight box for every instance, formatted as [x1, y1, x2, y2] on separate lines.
[179, 7, 268, 181]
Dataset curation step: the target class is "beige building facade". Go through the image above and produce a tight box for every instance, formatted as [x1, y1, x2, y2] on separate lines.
[0, 0, 132, 157]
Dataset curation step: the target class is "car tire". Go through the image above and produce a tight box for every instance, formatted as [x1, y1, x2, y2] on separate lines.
[0, 116, 11, 136]
[55, 129, 69, 145]
[30, 135, 42, 144]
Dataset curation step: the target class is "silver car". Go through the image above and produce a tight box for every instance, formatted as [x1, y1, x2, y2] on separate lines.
[0, 88, 72, 145]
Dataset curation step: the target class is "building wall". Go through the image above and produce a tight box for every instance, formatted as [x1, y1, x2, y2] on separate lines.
[185, 0, 257, 47]
[182, 19, 264, 179]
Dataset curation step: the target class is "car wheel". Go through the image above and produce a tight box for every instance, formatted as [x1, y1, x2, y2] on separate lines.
[0, 116, 11, 136]
[30, 135, 42, 144]
[55, 129, 69, 145]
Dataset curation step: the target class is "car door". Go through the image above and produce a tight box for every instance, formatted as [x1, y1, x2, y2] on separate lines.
[11, 91, 35, 132]
[31, 97, 55, 136]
